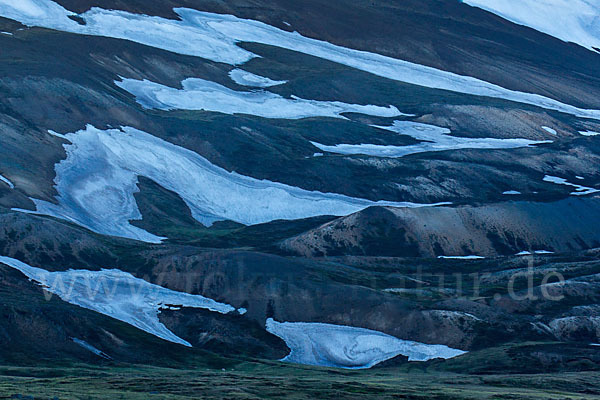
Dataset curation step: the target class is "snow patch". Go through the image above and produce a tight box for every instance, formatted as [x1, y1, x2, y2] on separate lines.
[72, 338, 112, 359]
[0, 173, 14, 189]
[516, 250, 555, 256]
[266, 318, 466, 369]
[542, 126, 557, 135]
[580, 130, 600, 136]
[228, 68, 287, 87]
[516, 251, 532, 256]
[1, 1, 599, 119]
[25, 125, 438, 242]
[503, 190, 521, 195]
[543, 175, 600, 196]
[463, 0, 600, 52]
[312, 120, 548, 158]
[0, 31, 12, 35]
[0, 256, 236, 346]
[437, 255, 485, 260]
[47, 129, 68, 139]
[116, 77, 401, 119]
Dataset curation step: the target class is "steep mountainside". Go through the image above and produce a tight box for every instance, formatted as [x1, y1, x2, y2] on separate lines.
[0, 0, 600, 397]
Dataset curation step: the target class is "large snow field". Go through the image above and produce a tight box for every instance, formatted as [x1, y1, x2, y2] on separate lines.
[1, 0, 600, 119]
[463, 0, 600, 52]
[0, 256, 236, 346]
[312, 120, 549, 158]
[26, 125, 437, 242]
[266, 318, 466, 369]
[116, 77, 401, 119]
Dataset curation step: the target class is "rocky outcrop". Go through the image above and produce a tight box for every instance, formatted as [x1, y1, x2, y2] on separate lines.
[281, 198, 600, 257]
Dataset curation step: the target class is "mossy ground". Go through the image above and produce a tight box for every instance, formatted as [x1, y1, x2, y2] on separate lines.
[2, 362, 599, 400]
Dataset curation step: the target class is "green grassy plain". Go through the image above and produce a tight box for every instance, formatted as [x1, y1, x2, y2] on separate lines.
[2, 361, 600, 400]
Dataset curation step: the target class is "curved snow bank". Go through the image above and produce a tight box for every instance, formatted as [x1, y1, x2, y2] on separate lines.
[116, 77, 401, 119]
[27, 125, 435, 242]
[266, 318, 466, 369]
[312, 121, 548, 157]
[463, 0, 600, 52]
[0, 173, 14, 189]
[229, 69, 287, 87]
[0, 256, 236, 346]
[1, 1, 599, 118]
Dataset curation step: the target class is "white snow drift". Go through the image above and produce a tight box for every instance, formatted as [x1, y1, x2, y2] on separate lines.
[463, 0, 600, 52]
[0, 256, 236, 346]
[266, 318, 466, 369]
[1, 0, 600, 119]
[72, 338, 111, 359]
[0, 173, 14, 189]
[26, 125, 435, 242]
[312, 121, 548, 158]
[116, 77, 401, 119]
[580, 130, 600, 136]
[437, 255, 485, 260]
[228, 68, 287, 87]
[543, 175, 600, 196]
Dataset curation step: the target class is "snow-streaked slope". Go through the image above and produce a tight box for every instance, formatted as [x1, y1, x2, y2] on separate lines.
[463, 0, 600, 52]
[229, 69, 287, 87]
[27, 125, 439, 242]
[0, 256, 236, 346]
[1, 1, 600, 119]
[116, 78, 401, 119]
[266, 318, 466, 369]
[0, 173, 14, 189]
[312, 121, 548, 158]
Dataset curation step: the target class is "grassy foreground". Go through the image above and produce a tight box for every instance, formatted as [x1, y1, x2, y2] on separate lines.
[1, 361, 600, 400]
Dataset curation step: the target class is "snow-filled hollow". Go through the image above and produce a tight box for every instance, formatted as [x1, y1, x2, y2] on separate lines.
[311, 120, 549, 158]
[0, 256, 237, 346]
[1, 0, 600, 119]
[24, 125, 442, 243]
[266, 318, 466, 369]
[116, 77, 402, 119]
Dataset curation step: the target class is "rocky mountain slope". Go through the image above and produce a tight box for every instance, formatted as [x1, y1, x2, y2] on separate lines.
[0, 0, 599, 397]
